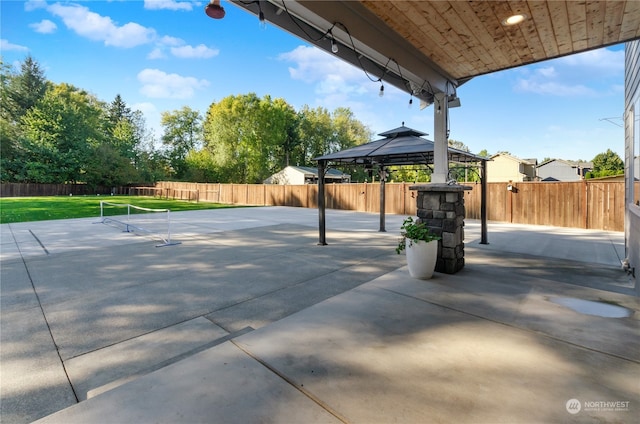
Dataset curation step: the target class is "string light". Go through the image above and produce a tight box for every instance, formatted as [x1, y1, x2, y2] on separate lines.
[331, 37, 339, 54]
[258, 2, 266, 29]
[213, 1, 451, 106]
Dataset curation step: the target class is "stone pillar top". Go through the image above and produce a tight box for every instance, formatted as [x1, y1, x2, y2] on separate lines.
[409, 183, 472, 192]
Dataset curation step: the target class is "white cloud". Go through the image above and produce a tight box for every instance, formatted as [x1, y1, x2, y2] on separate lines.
[24, 0, 47, 12]
[279, 44, 372, 101]
[147, 48, 167, 60]
[278, 45, 395, 131]
[512, 47, 623, 96]
[107, 22, 156, 48]
[279, 45, 363, 84]
[537, 66, 556, 78]
[149, 36, 218, 60]
[47, 3, 156, 48]
[278, 45, 430, 135]
[148, 36, 182, 59]
[170, 44, 219, 59]
[514, 79, 593, 96]
[143, 0, 194, 11]
[0, 39, 29, 52]
[29, 19, 57, 34]
[42, 3, 214, 59]
[137, 68, 210, 99]
[159, 35, 184, 47]
[558, 48, 624, 75]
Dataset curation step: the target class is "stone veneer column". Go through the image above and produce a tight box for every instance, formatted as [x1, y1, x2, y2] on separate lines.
[409, 184, 471, 274]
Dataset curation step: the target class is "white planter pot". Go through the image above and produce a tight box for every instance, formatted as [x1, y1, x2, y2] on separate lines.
[405, 239, 438, 279]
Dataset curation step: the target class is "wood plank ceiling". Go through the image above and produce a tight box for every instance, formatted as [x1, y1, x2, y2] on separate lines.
[359, 0, 640, 81]
[230, 1, 640, 98]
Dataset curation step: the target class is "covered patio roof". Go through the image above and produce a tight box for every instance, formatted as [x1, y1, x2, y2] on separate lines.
[228, 1, 640, 101]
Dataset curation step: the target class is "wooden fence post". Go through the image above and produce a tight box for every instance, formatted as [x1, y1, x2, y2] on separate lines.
[582, 179, 588, 229]
[507, 181, 513, 223]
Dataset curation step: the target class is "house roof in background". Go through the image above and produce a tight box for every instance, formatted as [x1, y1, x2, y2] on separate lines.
[538, 159, 594, 168]
[288, 166, 348, 178]
[489, 153, 536, 164]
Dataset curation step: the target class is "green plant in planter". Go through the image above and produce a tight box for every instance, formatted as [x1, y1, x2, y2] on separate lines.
[396, 216, 441, 254]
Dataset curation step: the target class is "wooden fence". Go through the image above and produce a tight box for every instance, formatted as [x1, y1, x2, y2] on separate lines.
[146, 180, 639, 232]
[4, 180, 638, 232]
[0, 183, 125, 197]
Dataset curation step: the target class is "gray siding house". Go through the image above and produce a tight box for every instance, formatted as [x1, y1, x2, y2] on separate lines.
[624, 39, 640, 294]
[537, 159, 592, 181]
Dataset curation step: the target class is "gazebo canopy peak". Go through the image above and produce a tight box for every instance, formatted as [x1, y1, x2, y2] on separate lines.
[313, 125, 486, 167]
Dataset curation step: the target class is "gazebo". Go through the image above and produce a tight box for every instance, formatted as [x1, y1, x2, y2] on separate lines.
[314, 125, 488, 246]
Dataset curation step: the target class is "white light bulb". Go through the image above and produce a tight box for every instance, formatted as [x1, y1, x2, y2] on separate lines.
[379, 84, 384, 97]
[331, 39, 339, 54]
[259, 11, 266, 29]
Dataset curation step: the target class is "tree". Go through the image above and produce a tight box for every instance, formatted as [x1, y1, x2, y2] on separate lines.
[85, 96, 151, 187]
[201, 94, 371, 183]
[106, 94, 132, 125]
[161, 106, 203, 179]
[1, 56, 162, 186]
[20, 83, 104, 183]
[136, 130, 170, 183]
[1, 57, 49, 181]
[332, 107, 371, 152]
[262, 97, 298, 171]
[389, 166, 432, 183]
[295, 105, 335, 166]
[448, 139, 470, 152]
[477, 149, 490, 158]
[2, 55, 48, 123]
[184, 149, 219, 182]
[104, 95, 140, 161]
[84, 143, 138, 188]
[587, 149, 624, 178]
[203, 94, 295, 183]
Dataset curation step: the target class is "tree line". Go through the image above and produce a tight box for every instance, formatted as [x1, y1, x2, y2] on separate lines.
[1, 56, 372, 188]
[1, 56, 624, 188]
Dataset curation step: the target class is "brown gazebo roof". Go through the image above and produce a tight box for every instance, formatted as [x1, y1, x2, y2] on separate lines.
[314, 126, 486, 166]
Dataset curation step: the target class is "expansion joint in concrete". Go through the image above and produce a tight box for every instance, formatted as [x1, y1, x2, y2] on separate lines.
[231, 340, 351, 424]
[10, 224, 80, 403]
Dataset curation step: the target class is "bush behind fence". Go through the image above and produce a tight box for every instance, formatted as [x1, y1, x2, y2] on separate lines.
[3, 180, 638, 232]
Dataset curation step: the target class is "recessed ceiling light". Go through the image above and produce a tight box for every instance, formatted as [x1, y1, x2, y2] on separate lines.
[502, 14, 527, 26]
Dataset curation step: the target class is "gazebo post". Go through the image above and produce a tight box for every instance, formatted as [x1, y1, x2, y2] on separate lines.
[317, 160, 327, 245]
[379, 165, 386, 232]
[480, 158, 489, 244]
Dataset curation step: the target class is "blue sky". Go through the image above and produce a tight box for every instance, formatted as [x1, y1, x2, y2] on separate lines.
[1, 0, 626, 162]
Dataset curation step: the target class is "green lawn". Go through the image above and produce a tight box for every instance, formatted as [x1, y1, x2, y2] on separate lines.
[0, 195, 242, 224]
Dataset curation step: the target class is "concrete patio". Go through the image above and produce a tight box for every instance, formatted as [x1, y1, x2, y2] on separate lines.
[1, 206, 638, 423]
